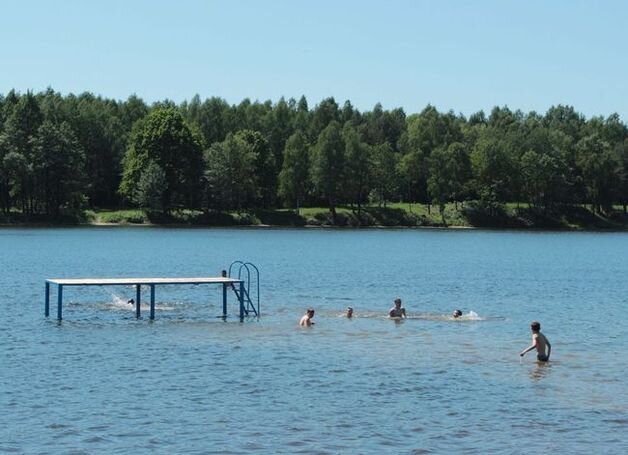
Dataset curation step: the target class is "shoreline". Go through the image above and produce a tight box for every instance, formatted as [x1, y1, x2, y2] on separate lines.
[2, 220, 627, 233]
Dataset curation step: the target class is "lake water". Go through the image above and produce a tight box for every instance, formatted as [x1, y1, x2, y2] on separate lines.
[1, 227, 628, 454]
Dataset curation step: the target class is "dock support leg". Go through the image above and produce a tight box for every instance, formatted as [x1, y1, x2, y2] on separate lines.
[57, 285, 63, 320]
[150, 285, 155, 320]
[135, 285, 141, 318]
[222, 283, 227, 319]
[239, 281, 245, 321]
[45, 282, 50, 317]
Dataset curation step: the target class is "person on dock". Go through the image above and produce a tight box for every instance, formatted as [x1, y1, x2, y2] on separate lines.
[452, 309, 463, 318]
[389, 298, 406, 318]
[300, 308, 315, 326]
[520, 321, 552, 362]
[346, 307, 354, 318]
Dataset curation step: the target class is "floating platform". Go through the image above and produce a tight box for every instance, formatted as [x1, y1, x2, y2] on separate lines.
[45, 262, 260, 321]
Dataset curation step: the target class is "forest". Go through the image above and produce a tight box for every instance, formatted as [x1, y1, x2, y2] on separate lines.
[0, 89, 627, 226]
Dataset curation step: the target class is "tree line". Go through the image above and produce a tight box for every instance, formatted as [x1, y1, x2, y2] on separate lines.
[0, 88, 626, 221]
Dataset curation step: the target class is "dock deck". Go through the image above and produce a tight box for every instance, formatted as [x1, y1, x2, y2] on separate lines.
[46, 277, 242, 286]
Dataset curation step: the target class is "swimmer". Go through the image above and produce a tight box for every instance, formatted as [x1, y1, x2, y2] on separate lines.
[127, 299, 134, 305]
[388, 298, 406, 318]
[520, 321, 551, 362]
[299, 308, 315, 327]
[346, 307, 354, 318]
[452, 309, 463, 318]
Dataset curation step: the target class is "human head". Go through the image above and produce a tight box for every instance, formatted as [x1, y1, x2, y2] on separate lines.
[346, 307, 353, 317]
[530, 321, 541, 333]
[394, 298, 402, 307]
[453, 309, 462, 318]
[307, 308, 315, 317]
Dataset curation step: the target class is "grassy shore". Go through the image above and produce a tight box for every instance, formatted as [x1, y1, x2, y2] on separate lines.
[2, 203, 627, 230]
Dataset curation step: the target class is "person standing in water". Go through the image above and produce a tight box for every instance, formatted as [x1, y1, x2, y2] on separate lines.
[520, 321, 552, 362]
[388, 298, 406, 318]
[300, 308, 315, 326]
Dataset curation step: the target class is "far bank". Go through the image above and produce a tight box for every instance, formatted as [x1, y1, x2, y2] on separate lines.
[2, 203, 628, 231]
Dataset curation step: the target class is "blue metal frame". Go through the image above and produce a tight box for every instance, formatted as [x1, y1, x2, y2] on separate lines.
[228, 261, 260, 316]
[44, 263, 260, 322]
[150, 285, 155, 320]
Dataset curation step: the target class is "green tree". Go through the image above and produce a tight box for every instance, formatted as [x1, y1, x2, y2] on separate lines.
[369, 142, 398, 207]
[278, 130, 310, 212]
[204, 131, 258, 210]
[31, 121, 86, 215]
[520, 150, 560, 209]
[119, 107, 203, 211]
[427, 147, 451, 224]
[238, 130, 276, 208]
[135, 161, 167, 211]
[1, 92, 43, 213]
[342, 124, 371, 215]
[471, 131, 518, 213]
[426, 142, 471, 222]
[397, 149, 423, 210]
[309, 98, 340, 141]
[311, 121, 345, 221]
[576, 134, 621, 212]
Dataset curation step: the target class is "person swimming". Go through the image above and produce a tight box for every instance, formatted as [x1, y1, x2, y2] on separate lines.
[388, 298, 406, 318]
[346, 307, 354, 318]
[452, 309, 463, 318]
[299, 308, 315, 327]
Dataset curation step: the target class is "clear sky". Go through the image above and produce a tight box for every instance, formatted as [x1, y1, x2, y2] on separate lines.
[1, 0, 626, 119]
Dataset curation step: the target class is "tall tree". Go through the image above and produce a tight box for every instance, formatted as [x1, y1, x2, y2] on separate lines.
[204, 131, 258, 210]
[119, 107, 203, 211]
[343, 124, 371, 215]
[309, 98, 340, 141]
[311, 121, 345, 221]
[397, 149, 423, 209]
[238, 130, 276, 208]
[471, 131, 518, 213]
[278, 130, 310, 212]
[576, 134, 621, 212]
[31, 121, 86, 215]
[2, 92, 43, 213]
[369, 142, 398, 207]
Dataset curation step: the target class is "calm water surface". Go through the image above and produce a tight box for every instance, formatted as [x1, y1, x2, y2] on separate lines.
[1, 227, 628, 454]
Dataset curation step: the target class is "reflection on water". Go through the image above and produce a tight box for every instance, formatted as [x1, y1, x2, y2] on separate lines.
[529, 361, 553, 381]
[1, 227, 628, 453]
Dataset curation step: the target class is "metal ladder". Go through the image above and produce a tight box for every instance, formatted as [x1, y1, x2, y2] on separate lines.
[228, 261, 260, 317]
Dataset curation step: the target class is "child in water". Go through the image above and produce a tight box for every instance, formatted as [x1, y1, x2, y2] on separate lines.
[520, 321, 552, 362]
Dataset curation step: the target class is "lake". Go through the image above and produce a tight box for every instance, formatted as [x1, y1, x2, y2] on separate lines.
[1, 227, 628, 454]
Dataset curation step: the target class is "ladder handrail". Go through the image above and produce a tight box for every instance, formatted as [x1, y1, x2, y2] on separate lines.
[228, 260, 260, 316]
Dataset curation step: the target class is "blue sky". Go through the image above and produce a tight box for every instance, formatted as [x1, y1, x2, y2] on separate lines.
[1, 0, 626, 119]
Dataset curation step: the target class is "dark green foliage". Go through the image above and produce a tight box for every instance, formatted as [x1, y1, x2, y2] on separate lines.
[0, 89, 626, 226]
[135, 161, 166, 211]
[278, 130, 310, 212]
[311, 121, 345, 221]
[203, 131, 258, 210]
[31, 120, 86, 215]
[120, 107, 203, 211]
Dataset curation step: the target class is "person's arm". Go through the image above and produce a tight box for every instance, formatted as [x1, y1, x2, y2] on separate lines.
[546, 339, 551, 359]
[388, 309, 395, 317]
[520, 336, 537, 356]
[401, 308, 407, 319]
